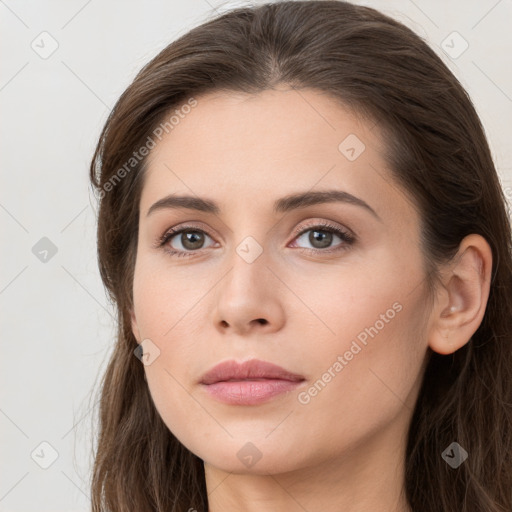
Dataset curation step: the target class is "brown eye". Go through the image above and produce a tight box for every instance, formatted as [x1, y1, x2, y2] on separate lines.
[292, 223, 355, 252]
[307, 229, 333, 249]
[159, 226, 216, 257]
[179, 231, 206, 250]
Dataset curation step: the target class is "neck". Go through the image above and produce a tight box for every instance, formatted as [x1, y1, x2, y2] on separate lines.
[204, 418, 411, 512]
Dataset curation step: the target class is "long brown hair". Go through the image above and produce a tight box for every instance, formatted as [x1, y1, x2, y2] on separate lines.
[88, 1, 512, 510]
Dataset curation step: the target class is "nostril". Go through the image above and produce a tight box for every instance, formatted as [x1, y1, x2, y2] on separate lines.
[257, 318, 268, 325]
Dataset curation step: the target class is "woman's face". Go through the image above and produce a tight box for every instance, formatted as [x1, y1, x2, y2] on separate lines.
[130, 87, 431, 475]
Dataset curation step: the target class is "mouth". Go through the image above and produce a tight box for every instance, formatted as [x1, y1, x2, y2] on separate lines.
[220, 377, 290, 382]
[199, 359, 305, 405]
[200, 359, 305, 385]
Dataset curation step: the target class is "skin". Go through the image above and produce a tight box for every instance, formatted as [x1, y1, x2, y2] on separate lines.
[130, 86, 492, 512]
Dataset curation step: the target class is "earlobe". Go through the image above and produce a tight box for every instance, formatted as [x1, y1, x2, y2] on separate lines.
[427, 234, 492, 355]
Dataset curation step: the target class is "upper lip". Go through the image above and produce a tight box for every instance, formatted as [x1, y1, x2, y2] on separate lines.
[200, 359, 305, 385]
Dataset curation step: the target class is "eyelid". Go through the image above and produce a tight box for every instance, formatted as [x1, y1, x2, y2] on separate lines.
[290, 218, 354, 239]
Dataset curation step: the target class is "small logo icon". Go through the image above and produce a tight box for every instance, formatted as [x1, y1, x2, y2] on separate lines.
[32, 237, 58, 263]
[503, 178, 512, 204]
[134, 338, 161, 366]
[441, 441, 468, 468]
[237, 441, 263, 468]
[236, 236, 263, 264]
[505, 186, 512, 203]
[338, 134, 366, 161]
[31, 31, 59, 59]
[441, 31, 469, 59]
[31, 441, 59, 469]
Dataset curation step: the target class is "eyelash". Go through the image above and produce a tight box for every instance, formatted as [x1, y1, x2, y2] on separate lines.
[155, 221, 356, 258]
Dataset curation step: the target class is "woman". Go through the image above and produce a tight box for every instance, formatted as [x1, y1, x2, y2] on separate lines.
[89, 1, 512, 511]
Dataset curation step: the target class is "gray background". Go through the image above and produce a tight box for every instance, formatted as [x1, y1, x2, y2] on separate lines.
[1, 0, 511, 510]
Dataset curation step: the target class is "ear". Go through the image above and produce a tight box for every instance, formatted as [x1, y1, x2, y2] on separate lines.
[428, 234, 492, 355]
[130, 307, 141, 343]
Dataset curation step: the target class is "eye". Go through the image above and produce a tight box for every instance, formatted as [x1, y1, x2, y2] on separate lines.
[157, 224, 216, 258]
[156, 221, 356, 258]
[289, 222, 355, 254]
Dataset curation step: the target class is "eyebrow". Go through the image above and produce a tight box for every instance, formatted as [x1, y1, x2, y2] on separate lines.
[146, 189, 381, 220]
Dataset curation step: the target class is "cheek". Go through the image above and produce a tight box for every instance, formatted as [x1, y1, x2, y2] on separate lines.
[289, 254, 428, 429]
[132, 257, 200, 340]
[297, 285, 428, 445]
[133, 265, 205, 449]
[132, 260, 208, 421]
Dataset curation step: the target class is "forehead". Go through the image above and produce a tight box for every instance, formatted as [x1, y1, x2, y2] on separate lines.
[147, 87, 376, 169]
[140, 87, 411, 225]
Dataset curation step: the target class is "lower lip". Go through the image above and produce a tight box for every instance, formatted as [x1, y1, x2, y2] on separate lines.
[201, 379, 304, 405]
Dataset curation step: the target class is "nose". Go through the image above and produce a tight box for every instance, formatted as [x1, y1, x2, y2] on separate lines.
[211, 246, 286, 336]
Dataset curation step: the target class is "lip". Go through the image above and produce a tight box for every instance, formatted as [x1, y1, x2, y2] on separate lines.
[199, 359, 305, 405]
